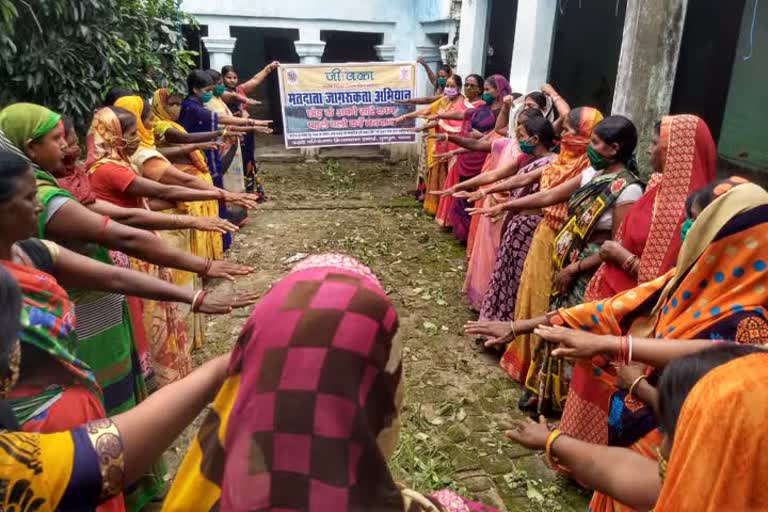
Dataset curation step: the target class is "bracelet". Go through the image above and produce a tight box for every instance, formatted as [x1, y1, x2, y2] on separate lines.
[97, 215, 110, 241]
[616, 335, 627, 365]
[545, 429, 568, 472]
[480, 189, 487, 198]
[191, 289, 207, 312]
[627, 334, 633, 364]
[443, 133, 449, 142]
[509, 321, 517, 340]
[198, 258, 213, 278]
[552, 95, 562, 102]
[221, 128, 228, 137]
[628, 374, 646, 399]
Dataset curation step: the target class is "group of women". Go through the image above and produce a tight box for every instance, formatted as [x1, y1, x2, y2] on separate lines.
[0, 61, 282, 511]
[398, 66, 768, 510]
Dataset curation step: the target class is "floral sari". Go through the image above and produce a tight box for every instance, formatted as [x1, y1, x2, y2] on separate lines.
[564, 114, 715, 445]
[553, 180, 768, 512]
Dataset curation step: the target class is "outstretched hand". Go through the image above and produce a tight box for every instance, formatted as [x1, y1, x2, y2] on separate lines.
[206, 260, 254, 281]
[198, 291, 261, 314]
[505, 415, 551, 450]
[535, 325, 614, 359]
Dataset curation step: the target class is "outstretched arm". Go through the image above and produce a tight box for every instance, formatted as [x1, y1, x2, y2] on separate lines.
[417, 58, 438, 89]
[162, 128, 222, 144]
[240, 61, 280, 94]
[469, 173, 582, 216]
[542, 84, 571, 135]
[88, 199, 236, 233]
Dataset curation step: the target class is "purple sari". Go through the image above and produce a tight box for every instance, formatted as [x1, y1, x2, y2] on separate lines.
[479, 154, 556, 321]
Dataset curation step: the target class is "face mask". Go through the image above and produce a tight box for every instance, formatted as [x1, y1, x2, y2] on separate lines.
[481, 92, 495, 105]
[437, 77, 447, 88]
[123, 135, 140, 156]
[443, 87, 458, 98]
[587, 144, 612, 170]
[201, 91, 214, 103]
[518, 137, 537, 155]
[680, 217, 693, 242]
[213, 84, 226, 97]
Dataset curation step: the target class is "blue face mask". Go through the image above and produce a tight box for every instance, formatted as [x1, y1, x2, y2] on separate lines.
[201, 91, 214, 103]
[213, 84, 226, 97]
[680, 217, 693, 242]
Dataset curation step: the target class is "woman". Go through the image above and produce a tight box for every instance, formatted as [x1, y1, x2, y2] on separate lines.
[163, 254, 498, 512]
[0, 261, 247, 512]
[0, 150, 258, 511]
[477, 116, 558, 328]
[473, 177, 768, 511]
[222, 61, 279, 197]
[179, 70, 271, 248]
[561, 114, 714, 445]
[394, 75, 472, 216]
[205, 69, 246, 200]
[506, 344, 768, 512]
[466, 107, 603, 382]
[446, 75, 512, 242]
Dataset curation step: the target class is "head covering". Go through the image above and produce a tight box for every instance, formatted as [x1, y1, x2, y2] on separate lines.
[540, 106, 603, 229]
[114, 96, 154, 148]
[163, 254, 465, 511]
[152, 88, 209, 174]
[85, 107, 126, 169]
[0, 103, 61, 165]
[654, 351, 768, 511]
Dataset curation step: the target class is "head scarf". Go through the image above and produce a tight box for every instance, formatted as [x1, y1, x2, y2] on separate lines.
[654, 351, 768, 511]
[114, 96, 154, 148]
[152, 88, 209, 174]
[0, 103, 61, 165]
[540, 106, 604, 229]
[85, 107, 127, 169]
[164, 254, 464, 512]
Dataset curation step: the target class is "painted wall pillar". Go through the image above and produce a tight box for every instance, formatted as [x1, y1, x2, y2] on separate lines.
[612, 0, 689, 150]
[202, 22, 237, 70]
[293, 28, 327, 160]
[374, 44, 396, 62]
[416, 45, 441, 96]
[455, 0, 490, 78]
[508, 0, 557, 94]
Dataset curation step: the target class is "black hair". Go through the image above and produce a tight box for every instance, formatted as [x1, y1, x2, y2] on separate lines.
[0, 265, 21, 370]
[141, 99, 151, 122]
[187, 69, 214, 95]
[511, 92, 523, 100]
[104, 87, 136, 107]
[206, 69, 222, 83]
[522, 116, 556, 149]
[108, 106, 137, 134]
[0, 150, 32, 202]
[465, 74, 483, 87]
[658, 344, 765, 441]
[525, 91, 547, 109]
[221, 65, 236, 76]
[684, 177, 751, 218]
[439, 64, 452, 75]
[62, 115, 75, 135]
[566, 107, 584, 133]
[517, 108, 544, 124]
[447, 74, 462, 90]
[593, 115, 638, 169]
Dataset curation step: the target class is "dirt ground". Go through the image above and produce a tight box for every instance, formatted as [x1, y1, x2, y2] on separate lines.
[161, 159, 589, 511]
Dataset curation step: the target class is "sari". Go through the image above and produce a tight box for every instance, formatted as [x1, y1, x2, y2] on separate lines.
[479, 154, 557, 334]
[178, 96, 232, 250]
[153, 88, 224, 262]
[427, 96, 472, 217]
[552, 181, 768, 512]
[226, 84, 266, 199]
[87, 107, 192, 389]
[205, 96, 246, 195]
[524, 168, 641, 414]
[115, 95, 204, 349]
[564, 114, 715, 445]
[654, 352, 768, 511]
[503, 107, 604, 383]
[2, 240, 126, 512]
[163, 254, 498, 512]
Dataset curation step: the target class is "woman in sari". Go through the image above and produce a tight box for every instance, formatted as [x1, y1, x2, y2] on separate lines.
[560, 114, 715, 445]
[465, 107, 603, 381]
[0, 262, 254, 512]
[163, 253, 499, 512]
[506, 343, 768, 512]
[394, 75, 472, 216]
[473, 177, 768, 511]
[446, 75, 512, 242]
[222, 61, 279, 197]
[0, 149, 258, 511]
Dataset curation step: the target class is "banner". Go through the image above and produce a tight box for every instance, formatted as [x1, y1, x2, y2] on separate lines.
[278, 62, 417, 149]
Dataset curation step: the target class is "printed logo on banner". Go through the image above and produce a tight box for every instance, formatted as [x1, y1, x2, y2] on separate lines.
[286, 69, 299, 84]
[399, 66, 411, 81]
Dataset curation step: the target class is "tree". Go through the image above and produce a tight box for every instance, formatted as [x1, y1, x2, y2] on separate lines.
[0, 0, 196, 126]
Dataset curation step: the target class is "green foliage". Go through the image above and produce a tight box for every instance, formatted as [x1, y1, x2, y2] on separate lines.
[0, 0, 197, 125]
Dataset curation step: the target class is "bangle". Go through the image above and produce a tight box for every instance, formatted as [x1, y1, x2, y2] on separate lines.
[198, 258, 213, 278]
[480, 189, 487, 198]
[545, 429, 568, 472]
[191, 289, 207, 312]
[616, 335, 627, 365]
[221, 128, 228, 137]
[218, 189, 226, 200]
[628, 374, 646, 399]
[552, 95, 561, 102]
[97, 215, 110, 241]
[509, 321, 517, 340]
[627, 334, 633, 364]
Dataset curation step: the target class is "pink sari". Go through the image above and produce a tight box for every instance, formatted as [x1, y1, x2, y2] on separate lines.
[463, 138, 523, 310]
[435, 98, 475, 227]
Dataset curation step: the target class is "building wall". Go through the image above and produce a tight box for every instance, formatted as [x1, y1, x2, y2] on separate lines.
[718, 0, 768, 169]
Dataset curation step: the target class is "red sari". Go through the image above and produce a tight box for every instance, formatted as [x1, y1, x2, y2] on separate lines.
[434, 97, 474, 226]
[560, 114, 716, 446]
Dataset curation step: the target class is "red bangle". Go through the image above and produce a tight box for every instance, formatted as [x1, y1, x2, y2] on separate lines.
[98, 215, 110, 241]
[198, 258, 213, 277]
[192, 290, 207, 312]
